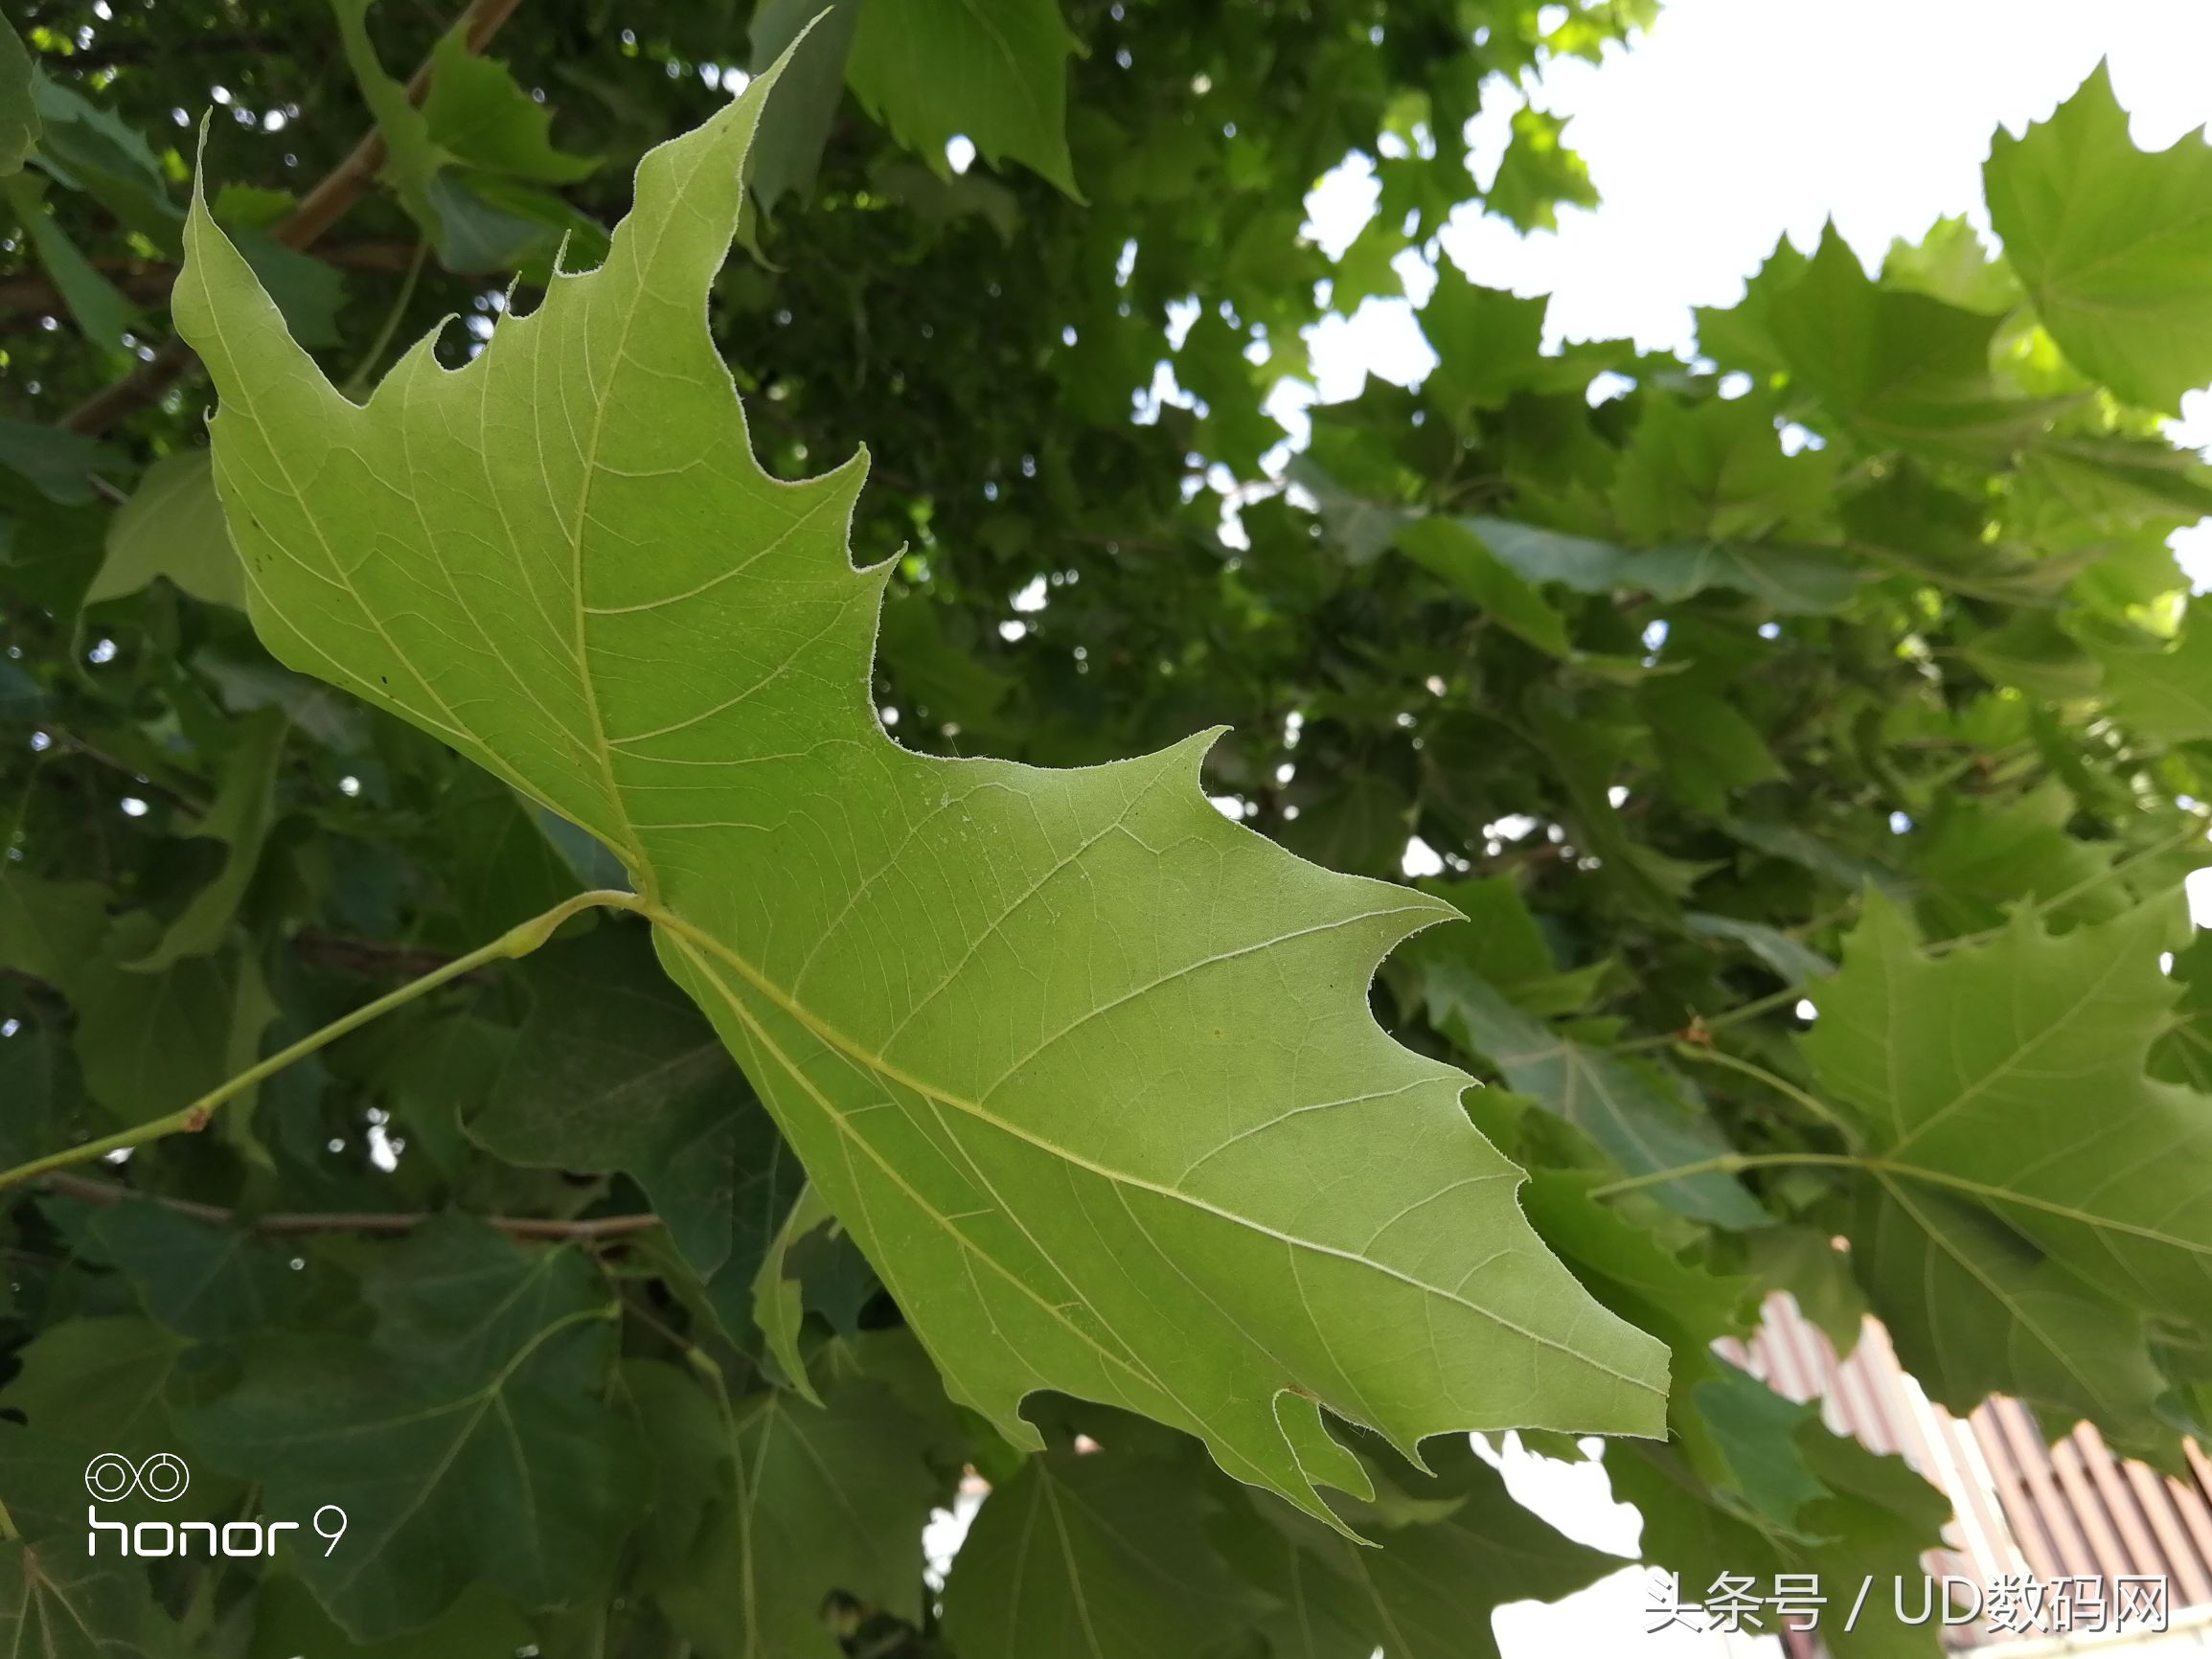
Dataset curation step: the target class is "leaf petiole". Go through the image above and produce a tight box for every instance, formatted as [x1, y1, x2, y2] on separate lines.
[1608, 984, 1807, 1052]
[1669, 1043, 1862, 1146]
[0, 887, 649, 1193]
[1586, 1150, 1866, 1200]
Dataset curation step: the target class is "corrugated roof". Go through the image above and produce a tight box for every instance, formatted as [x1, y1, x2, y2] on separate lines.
[1721, 1291, 2212, 1649]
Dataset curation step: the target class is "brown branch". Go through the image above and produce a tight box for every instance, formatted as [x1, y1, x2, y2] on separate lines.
[59, 0, 527, 437]
[289, 927, 474, 982]
[283, 0, 524, 251]
[0, 242, 422, 322]
[41, 1170, 663, 1241]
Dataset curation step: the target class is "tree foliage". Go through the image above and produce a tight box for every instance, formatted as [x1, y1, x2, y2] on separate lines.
[2, 3, 2211, 1656]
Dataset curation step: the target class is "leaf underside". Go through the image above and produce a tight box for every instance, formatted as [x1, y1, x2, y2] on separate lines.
[172, 66, 1665, 1519]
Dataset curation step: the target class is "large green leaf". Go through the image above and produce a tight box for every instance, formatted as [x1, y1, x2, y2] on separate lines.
[0, 1426, 176, 1659]
[0, 1317, 189, 1456]
[243, 1578, 534, 1659]
[1804, 892, 2212, 1447]
[1852, 1181, 2173, 1456]
[1985, 62, 2212, 414]
[173, 61, 1667, 1516]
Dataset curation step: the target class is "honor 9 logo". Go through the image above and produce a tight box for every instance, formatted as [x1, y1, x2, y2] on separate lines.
[84, 1454, 347, 1559]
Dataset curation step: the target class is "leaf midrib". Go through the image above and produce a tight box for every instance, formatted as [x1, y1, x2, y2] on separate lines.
[658, 908, 1662, 1397]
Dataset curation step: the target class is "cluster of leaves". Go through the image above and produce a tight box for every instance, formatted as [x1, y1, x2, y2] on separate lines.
[2, 2, 2212, 1657]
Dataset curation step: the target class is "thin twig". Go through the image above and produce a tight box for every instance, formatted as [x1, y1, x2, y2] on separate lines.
[0, 242, 420, 320]
[1671, 1043, 1861, 1146]
[41, 1170, 662, 1241]
[341, 239, 428, 397]
[0, 888, 645, 1190]
[290, 927, 470, 981]
[60, 0, 527, 436]
[1588, 1150, 1864, 1200]
[1609, 983, 1807, 1053]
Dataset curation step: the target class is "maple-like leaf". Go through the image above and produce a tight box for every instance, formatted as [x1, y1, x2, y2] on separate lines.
[171, 67, 1666, 1518]
[1803, 892, 2212, 1456]
[1986, 61, 2212, 415]
[1697, 227, 2072, 458]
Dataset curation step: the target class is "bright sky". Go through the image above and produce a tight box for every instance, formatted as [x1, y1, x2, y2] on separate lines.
[1294, 7, 2212, 1652]
[1308, 0, 2212, 375]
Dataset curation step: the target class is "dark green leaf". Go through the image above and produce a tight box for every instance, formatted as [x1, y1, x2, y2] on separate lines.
[748, 0, 862, 211]
[180, 1222, 650, 1640]
[846, 0, 1080, 195]
[943, 1443, 1265, 1659]
[467, 923, 802, 1303]
[1425, 964, 1768, 1226]
[660, 1379, 949, 1659]
[90, 451, 246, 610]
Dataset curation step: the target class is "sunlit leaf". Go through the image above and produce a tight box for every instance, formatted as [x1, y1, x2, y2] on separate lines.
[1986, 61, 2212, 413]
[174, 63, 1669, 1517]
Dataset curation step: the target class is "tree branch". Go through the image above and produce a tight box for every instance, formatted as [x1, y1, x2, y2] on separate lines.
[59, 0, 526, 437]
[40, 1170, 662, 1241]
[0, 242, 421, 322]
[290, 927, 472, 982]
